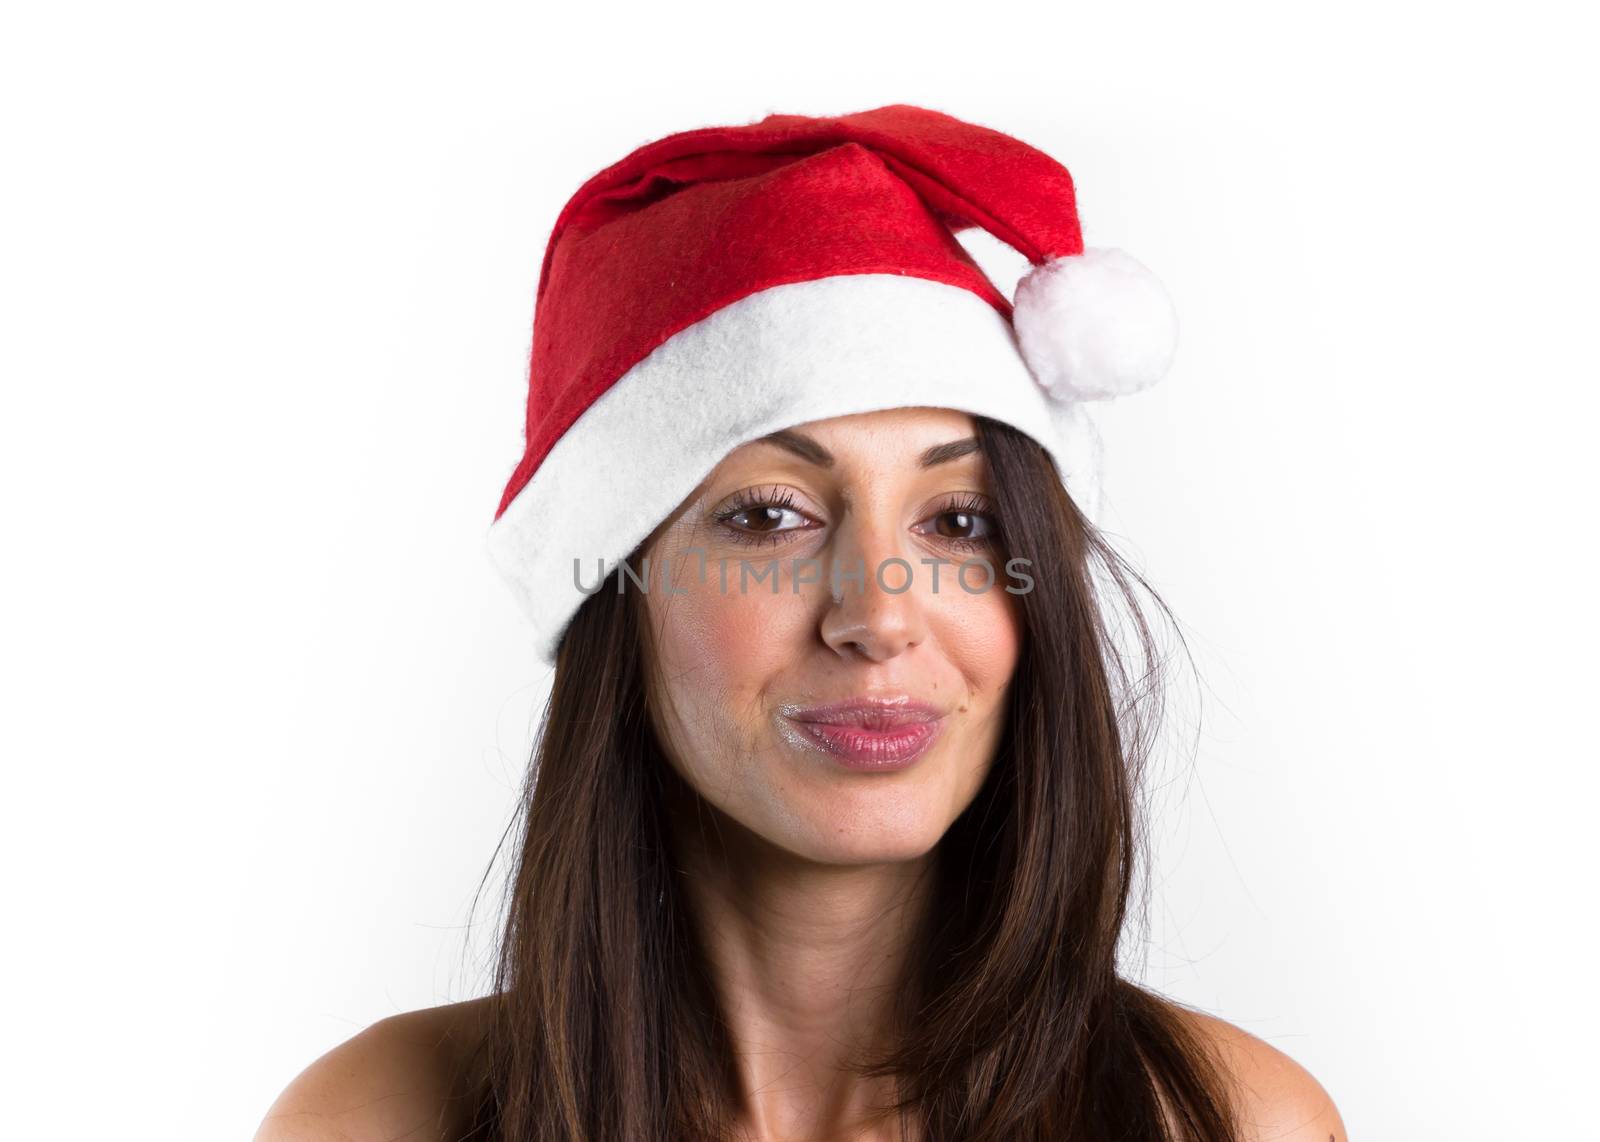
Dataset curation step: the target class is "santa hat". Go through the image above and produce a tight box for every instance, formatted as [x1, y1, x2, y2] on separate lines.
[487, 103, 1177, 667]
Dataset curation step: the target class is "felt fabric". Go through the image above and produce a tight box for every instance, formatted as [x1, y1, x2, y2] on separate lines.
[485, 272, 1106, 667]
[486, 102, 1167, 666]
[494, 102, 1087, 520]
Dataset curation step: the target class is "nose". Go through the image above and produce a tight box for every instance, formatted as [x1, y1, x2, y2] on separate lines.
[818, 517, 930, 662]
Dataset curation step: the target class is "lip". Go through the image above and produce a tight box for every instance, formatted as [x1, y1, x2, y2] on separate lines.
[778, 695, 947, 772]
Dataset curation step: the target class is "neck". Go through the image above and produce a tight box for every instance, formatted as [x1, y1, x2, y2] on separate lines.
[667, 794, 935, 1142]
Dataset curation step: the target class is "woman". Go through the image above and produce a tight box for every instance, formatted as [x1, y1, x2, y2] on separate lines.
[257, 104, 1346, 1141]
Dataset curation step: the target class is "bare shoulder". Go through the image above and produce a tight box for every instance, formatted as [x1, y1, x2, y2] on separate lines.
[253, 995, 498, 1142]
[1171, 1004, 1349, 1142]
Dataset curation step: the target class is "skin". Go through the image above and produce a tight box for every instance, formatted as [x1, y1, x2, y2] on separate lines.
[636, 407, 1023, 1141]
[253, 407, 1349, 1142]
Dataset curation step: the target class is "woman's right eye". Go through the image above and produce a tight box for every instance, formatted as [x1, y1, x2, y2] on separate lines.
[712, 488, 817, 546]
[724, 504, 805, 534]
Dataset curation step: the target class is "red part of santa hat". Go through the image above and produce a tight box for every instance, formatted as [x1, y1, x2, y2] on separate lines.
[488, 103, 1177, 666]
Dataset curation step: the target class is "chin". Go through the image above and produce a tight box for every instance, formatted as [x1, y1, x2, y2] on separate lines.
[772, 795, 954, 867]
[780, 833, 942, 868]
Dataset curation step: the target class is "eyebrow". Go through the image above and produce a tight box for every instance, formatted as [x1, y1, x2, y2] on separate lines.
[756, 429, 982, 469]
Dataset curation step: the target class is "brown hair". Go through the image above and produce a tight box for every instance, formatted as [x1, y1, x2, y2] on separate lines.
[459, 415, 1240, 1140]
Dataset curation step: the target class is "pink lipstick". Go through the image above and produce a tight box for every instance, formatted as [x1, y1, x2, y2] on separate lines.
[778, 695, 946, 772]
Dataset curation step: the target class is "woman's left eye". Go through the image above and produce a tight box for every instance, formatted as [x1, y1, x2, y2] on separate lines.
[913, 504, 998, 548]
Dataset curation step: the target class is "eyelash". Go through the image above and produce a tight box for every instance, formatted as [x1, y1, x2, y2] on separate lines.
[712, 487, 1001, 553]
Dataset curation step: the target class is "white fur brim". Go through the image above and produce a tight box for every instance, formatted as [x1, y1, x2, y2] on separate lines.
[486, 273, 1106, 666]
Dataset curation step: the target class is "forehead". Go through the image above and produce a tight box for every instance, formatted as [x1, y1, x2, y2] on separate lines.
[722, 406, 980, 465]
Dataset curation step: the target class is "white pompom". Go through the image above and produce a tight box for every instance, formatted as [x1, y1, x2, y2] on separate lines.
[1012, 247, 1178, 402]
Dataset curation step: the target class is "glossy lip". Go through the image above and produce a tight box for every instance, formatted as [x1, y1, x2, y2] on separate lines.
[777, 694, 948, 772]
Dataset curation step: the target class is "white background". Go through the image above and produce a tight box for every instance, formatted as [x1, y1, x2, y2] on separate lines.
[3, 2, 1594, 1138]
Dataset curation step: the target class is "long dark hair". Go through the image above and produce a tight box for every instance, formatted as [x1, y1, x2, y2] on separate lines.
[459, 414, 1240, 1140]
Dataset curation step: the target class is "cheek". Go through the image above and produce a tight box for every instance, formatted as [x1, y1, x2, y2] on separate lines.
[645, 564, 813, 760]
[927, 581, 1022, 785]
[934, 576, 1023, 697]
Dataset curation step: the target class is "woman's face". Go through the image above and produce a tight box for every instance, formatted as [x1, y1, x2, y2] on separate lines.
[640, 407, 1021, 866]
